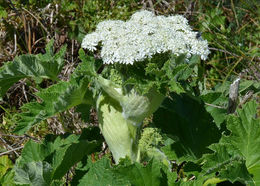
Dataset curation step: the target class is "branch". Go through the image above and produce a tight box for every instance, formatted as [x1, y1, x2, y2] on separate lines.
[205, 103, 226, 109]
[209, 47, 240, 57]
[0, 146, 24, 156]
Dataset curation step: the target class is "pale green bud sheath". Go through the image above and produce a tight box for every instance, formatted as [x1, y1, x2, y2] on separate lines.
[96, 76, 164, 163]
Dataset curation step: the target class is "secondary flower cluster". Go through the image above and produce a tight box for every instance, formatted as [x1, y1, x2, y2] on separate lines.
[82, 10, 210, 65]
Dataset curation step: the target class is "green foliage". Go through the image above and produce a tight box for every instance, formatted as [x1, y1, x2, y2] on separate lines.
[200, 101, 260, 185]
[0, 40, 66, 100]
[154, 93, 221, 163]
[66, 0, 141, 41]
[12, 127, 102, 185]
[202, 144, 254, 185]
[0, 170, 15, 186]
[0, 0, 141, 54]
[196, 1, 259, 82]
[13, 78, 90, 134]
[220, 101, 260, 184]
[138, 127, 168, 165]
[0, 156, 13, 181]
[77, 157, 167, 186]
[77, 157, 129, 186]
[10, 50, 97, 134]
[14, 161, 55, 186]
[0, 5, 7, 19]
[114, 158, 167, 186]
[2, 44, 259, 185]
[139, 128, 163, 154]
[104, 53, 201, 97]
[200, 91, 227, 127]
[0, 1, 259, 185]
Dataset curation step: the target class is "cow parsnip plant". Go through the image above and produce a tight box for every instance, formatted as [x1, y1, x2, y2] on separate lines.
[81, 10, 209, 164]
[0, 10, 260, 185]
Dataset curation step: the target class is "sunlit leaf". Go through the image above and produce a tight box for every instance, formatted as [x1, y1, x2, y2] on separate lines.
[0, 40, 66, 99]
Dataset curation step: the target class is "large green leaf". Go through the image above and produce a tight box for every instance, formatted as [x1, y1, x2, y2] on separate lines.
[14, 161, 53, 186]
[202, 144, 254, 185]
[51, 140, 100, 180]
[75, 104, 92, 122]
[114, 158, 167, 186]
[0, 155, 13, 178]
[78, 157, 167, 186]
[0, 156, 15, 185]
[162, 55, 200, 94]
[175, 176, 207, 186]
[13, 79, 88, 134]
[12, 50, 96, 134]
[17, 134, 79, 167]
[78, 157, 129, 186]
[0, 170, 15, 186]
[154, 93, 221, 162]
[200, 79, 260, 128]
[0, 40, 66, 99]
[15, 128, 102, 184]
[220, 101, 260, 185]
[200, 91, 227, 127]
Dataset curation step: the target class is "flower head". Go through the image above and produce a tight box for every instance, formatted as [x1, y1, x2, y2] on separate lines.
[82, 10, 210, 65]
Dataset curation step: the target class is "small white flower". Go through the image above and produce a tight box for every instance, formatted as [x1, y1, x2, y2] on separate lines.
[81, 10, 210, 65]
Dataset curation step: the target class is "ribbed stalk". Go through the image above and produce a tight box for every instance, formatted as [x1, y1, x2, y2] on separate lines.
[96, 76, 165, 163]
[97, 94, 141, 163]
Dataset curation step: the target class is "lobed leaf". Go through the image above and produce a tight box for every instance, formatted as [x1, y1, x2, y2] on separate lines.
[13, 78, 90, 134]
[202, 144, 254, 185]
[78, 157, 129, 186]
[154, 93, 221, 163]
[0, 40, 66, 99]
[220, 101, 260, 184]
[200, 91, 227, 127]
[15, 129, 102, 185]
[14, 161, 53, 186]
[0, 155, 13, 178]
[12, 53, 96, 134]
[78, 157, 167, 186]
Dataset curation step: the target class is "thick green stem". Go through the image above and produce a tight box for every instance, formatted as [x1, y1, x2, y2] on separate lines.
[96, 76, 165, 163]
[97, 94, 141, 163]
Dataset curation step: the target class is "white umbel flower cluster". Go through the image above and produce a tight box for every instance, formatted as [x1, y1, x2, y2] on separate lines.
[82, 10, 210, 65]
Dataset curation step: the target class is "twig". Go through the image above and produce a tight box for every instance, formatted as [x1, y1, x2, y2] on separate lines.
[27, 21, 31, 54]
[0, 133, 40, 142]
[231, 0, 239, 27]
[209, 47, 239, 57]
[205, 103, 226, 109]
[224, 57, 243, 82]
[0, 146, 24, 156]
[13, 32, 17, 54]
[7, 0, 20, 15]
[0, 137, 19, 156]
[22, 13, 28, 47]
[184, 1, 195, 19]
[32, 37, 45, 50]
[50, 9, 54, 24]
[72, 39, 74, 64]
[22, 84, 29, 103]
[147, 0, 154, 12]
[21, 7, 50, 36]
[24, 134, 40, 142]
[0, 133, 24, 138]
[238, 90, 254, 108]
